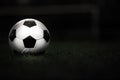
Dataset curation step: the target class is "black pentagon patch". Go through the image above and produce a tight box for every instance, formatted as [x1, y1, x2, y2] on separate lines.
[23, 20, 36, 27]
[13, 50, 22, 55]
[23, 36, 36, 48]
[9, 29, 16, 41]
[43, 30, 50, 42]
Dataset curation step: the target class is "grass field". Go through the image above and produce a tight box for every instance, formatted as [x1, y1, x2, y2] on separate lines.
[0, 40, 120, 79]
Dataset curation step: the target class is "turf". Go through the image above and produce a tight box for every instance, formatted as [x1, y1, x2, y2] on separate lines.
[0, 40, 120, 79]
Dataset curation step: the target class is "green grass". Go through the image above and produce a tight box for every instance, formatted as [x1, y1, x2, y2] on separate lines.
[0, 40, 120, 79]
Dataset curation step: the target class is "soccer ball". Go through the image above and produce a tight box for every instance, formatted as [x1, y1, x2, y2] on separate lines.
[8, 18, 50, 55]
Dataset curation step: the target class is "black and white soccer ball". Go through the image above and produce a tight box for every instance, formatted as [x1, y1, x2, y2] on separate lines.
[8, 18, 50, 55]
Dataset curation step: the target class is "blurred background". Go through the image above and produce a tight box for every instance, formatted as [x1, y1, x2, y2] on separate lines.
[0, 0, 120, 41]
[0, 0, 120, 80]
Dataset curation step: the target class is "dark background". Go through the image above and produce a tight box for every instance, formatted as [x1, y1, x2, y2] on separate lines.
[0, 0, 120, 41]
[0, 0, 120, 80]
